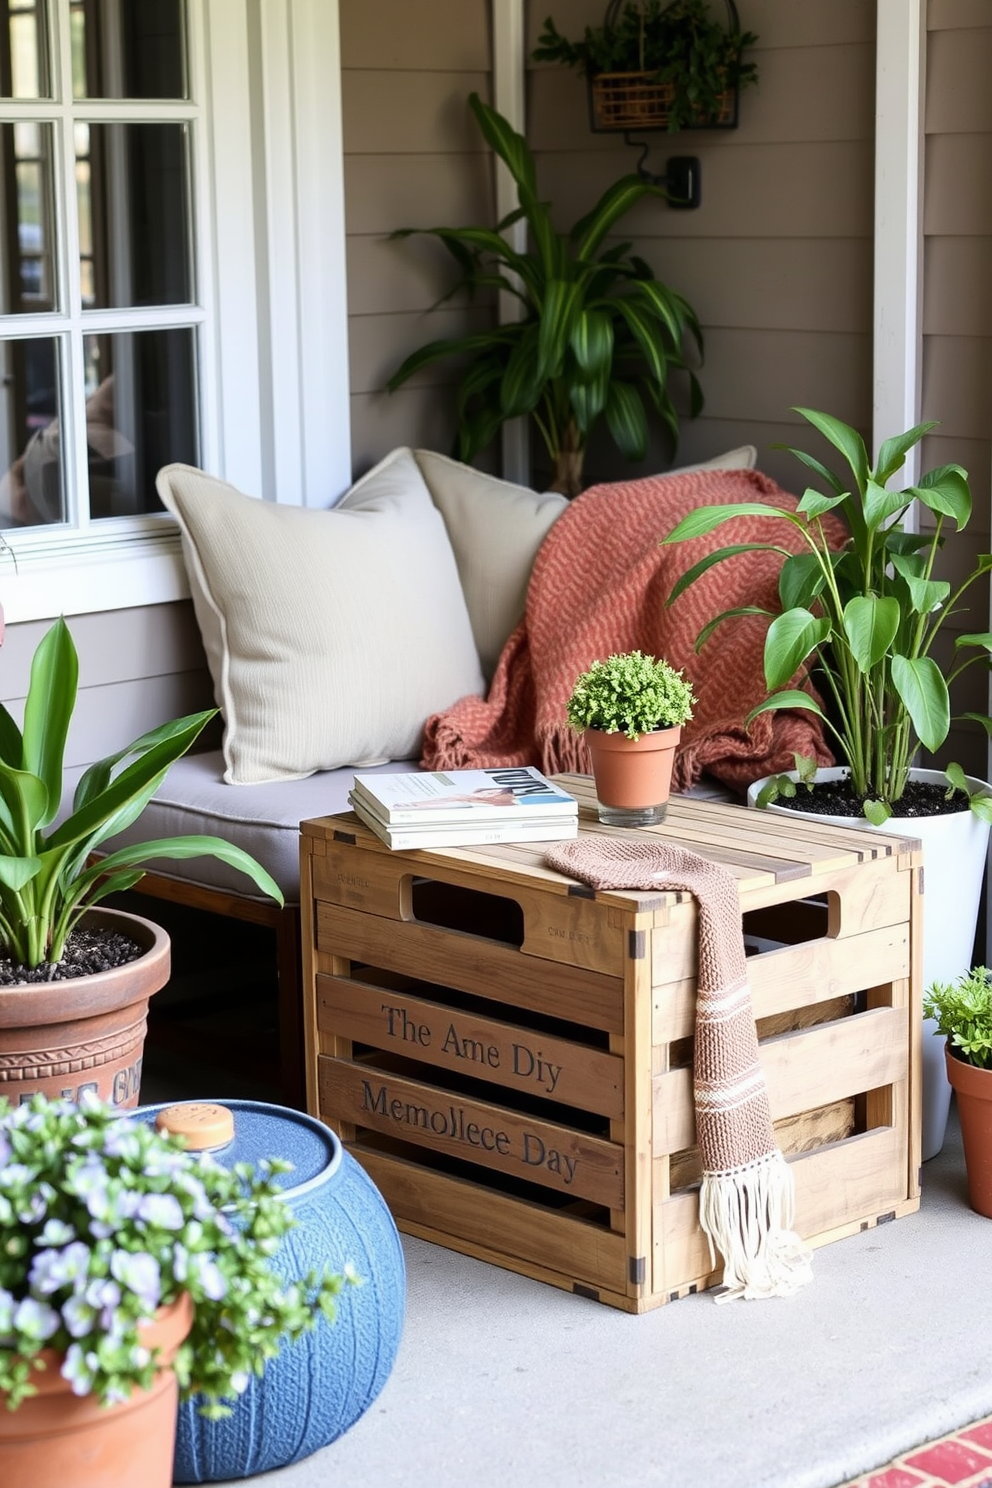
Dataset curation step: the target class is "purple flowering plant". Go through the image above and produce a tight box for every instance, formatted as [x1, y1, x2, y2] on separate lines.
[0, 1093, 354, 1414]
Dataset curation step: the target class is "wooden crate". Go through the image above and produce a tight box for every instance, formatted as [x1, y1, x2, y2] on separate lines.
[301, 777, 922, 1312]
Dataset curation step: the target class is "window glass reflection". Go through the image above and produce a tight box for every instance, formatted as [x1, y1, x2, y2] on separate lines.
[77, 122, 191, 308]
[0, 337, 64, 526]
[83, 329, 197, 518]
[1, 0, 51, 100]
[71, 0, 186, 100]
[0, 121, 56, 313]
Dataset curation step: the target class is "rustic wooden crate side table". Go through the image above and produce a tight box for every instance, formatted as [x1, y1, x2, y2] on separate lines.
[300, 776, 922, 1313]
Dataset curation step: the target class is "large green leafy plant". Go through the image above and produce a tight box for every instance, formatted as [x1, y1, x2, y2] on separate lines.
[0, 617, 282, 970]
[533, 0, 759, 133]
[566, 650, 696, 739]
[387, 93, 702, 497]
[0, 1092, 352, 1413]
[661, 407, 992, 824]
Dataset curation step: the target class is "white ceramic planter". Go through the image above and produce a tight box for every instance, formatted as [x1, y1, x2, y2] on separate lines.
[746, 766, 992, 1161]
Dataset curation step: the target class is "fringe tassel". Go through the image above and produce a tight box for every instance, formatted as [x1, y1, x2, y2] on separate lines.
[698, 1150, 813, 1303]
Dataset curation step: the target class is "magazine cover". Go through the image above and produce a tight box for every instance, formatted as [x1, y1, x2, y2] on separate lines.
[350, 795, 579, 850]
[352, 766, 578, 824]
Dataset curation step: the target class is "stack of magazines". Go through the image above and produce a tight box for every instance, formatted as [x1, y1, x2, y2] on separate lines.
[348, 767, 579, 850]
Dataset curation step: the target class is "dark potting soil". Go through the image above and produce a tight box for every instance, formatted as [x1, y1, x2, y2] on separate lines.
[774, 776, 969, 820]
[0, 928, 143, 987]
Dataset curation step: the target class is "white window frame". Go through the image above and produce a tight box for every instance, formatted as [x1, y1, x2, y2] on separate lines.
[1, 0, 351, 624]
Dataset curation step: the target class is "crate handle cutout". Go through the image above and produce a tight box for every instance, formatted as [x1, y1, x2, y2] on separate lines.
[409, 877, 525, 948]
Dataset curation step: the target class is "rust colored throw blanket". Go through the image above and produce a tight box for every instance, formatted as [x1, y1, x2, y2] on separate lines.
[544, 836, 813, 1303]
[422, 468, 842, 792]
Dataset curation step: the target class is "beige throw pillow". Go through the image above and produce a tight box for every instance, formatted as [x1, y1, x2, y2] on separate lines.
[158, 449, 485, 785]
[414, 450, 568, 679]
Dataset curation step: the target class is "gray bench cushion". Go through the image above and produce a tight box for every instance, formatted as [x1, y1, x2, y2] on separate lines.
[95, 750, 421, 903]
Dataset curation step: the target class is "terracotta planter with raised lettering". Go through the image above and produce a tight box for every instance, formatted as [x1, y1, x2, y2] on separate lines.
[0, 907, 169, 1107]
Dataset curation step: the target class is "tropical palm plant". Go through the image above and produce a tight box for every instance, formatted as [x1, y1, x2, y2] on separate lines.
[386, 93, 702, 497]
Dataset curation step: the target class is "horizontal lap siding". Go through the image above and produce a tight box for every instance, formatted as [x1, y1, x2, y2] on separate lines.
[340, 0, 495, 476]
[921, 14, 992, 781]
[0, 602, 215, 768]
[527, 0, 876, 492]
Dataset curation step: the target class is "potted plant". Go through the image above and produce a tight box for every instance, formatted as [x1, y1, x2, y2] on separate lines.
[386, 93, 702, 497]
[661, 406, 992, 1158]
[0, 1092, 352, 1487]
[924, 968, 992, 1218]
[533, 0, 759, 134]
[566, 649, 695, 824]
[0, 616, 283, 1106]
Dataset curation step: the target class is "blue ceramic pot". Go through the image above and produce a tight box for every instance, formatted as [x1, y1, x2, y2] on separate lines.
[135, 1100, 405, 1482]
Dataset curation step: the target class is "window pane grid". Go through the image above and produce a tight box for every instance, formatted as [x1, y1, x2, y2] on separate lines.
[0, 1, 198, 531]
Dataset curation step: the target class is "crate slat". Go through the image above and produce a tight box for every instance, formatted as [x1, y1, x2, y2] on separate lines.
[301, 789, 921, 1311]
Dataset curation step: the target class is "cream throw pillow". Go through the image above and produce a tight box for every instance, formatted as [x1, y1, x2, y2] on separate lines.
[158, 450, 486, 785]
[414, 450, 567, 679]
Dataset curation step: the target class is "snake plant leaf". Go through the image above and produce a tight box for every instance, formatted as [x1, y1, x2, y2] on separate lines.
[764, 608, 832, 690]
[0, 854, 41, 892]
[21, 616, 77, 830]
[891, 655, 950, 752]
[843, 595, 901, 673]
[874, 421, 938, 485]
[72, 837, 284, 907]
[0, 762, 50, 844]
[0, 703, 22, 770]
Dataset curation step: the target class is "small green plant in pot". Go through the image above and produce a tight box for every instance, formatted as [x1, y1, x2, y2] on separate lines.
[386, 92, 702, 497]
[0, 1092, 353, 1488]
[0, 615, 283, 1105]
[924, 968, 992, 1218]
[566, 650, 695, 825]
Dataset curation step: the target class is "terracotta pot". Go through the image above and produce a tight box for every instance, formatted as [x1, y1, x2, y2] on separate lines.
[945, 1046, 992, 1219]
[0, 908, 170, 1108]
[0, 1292, 193, 1488]
[585, 725, 681, 827]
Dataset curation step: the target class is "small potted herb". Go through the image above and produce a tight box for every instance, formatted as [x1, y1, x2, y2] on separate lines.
[533, 0, 759, 134]
[566, 650, 695, 825]
[0, 1092, 352, 1487]
[924, 968, 992, 1219]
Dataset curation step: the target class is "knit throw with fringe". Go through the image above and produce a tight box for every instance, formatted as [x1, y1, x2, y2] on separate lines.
[422, 467, 846, 794]
[544, 835, 813, 1304]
